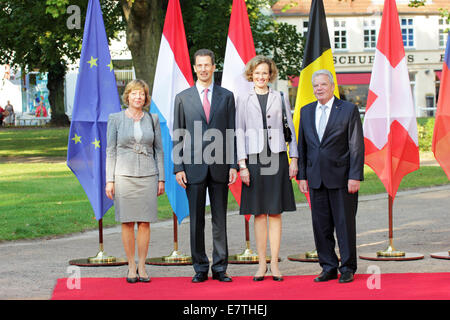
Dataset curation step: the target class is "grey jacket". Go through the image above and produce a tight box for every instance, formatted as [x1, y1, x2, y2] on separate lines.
[106, 110, 165, 182]
[235, 88, 299, 161]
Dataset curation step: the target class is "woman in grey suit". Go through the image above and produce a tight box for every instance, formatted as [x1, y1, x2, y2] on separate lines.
[236, 56, 298, 282]
[105, 79, 165, 283]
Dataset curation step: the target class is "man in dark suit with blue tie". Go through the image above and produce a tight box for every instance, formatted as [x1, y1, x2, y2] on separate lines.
[173, 49, 238, 283]
[296, 69, 364, 283]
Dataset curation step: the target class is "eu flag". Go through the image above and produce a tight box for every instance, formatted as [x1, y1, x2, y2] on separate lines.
[67, 0, 121, 220]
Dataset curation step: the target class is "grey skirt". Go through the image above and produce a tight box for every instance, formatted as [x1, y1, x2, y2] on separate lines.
[114, 175, 158, 223]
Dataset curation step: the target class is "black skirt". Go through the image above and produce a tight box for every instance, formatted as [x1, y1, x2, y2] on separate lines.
[239, 151, 296, 215]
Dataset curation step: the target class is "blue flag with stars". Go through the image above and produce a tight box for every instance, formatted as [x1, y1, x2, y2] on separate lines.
[67, 0, 121, 220]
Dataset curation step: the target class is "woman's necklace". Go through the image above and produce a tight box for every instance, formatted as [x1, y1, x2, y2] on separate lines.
[126, 108, 144, 122]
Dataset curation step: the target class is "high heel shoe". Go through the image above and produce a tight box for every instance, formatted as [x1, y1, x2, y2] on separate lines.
[137, 267, 151, 283]
[253, 268, 268, 281]
[126, 269, 138, 283]
[270, 262, 283, 281]
[272, 275, 284, 281]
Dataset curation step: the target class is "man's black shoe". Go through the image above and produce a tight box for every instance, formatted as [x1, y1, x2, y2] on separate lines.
[212, 272, 232, 282]
[313, 271, 338, 282]
[192, 272, 208, 283]
[338, 272, 354, 283]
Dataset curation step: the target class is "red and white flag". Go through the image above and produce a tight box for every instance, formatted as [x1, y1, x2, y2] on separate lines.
[363, 0, 419, 200]
[222, 0, 256, 215]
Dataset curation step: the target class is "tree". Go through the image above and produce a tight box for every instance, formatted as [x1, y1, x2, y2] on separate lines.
[0, 0, 124, 125]
[120, 0, 163, 92]
[120, 0, 303, 87]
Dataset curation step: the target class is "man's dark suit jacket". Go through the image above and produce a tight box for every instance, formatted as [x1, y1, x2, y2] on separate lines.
[173, 84, 238, 184]
[296, 96, 364, 187]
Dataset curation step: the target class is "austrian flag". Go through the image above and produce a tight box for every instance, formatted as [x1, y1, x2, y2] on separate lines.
[363, 0, 419, 200]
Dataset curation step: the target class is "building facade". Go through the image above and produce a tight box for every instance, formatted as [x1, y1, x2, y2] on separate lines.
[272, 0, 449, 116]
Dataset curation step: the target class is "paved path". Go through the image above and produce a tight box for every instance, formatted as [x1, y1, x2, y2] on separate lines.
[1, 185, 449, 300]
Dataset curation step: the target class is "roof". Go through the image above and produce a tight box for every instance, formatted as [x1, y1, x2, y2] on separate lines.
[272, 0, 450, 17]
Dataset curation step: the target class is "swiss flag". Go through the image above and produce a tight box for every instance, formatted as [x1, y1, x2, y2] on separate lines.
[222, 0, 256, 220]
[363, 0, 419, 200]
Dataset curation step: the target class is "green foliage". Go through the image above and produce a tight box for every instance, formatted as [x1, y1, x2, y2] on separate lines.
[417, 117, 435, 152]
[0, 0, 124, 72]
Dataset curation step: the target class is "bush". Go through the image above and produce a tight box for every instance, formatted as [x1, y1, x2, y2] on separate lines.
[417, 117, 435, 152]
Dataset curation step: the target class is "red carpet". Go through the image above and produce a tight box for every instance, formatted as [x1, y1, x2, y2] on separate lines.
[51, 273, 450, 300]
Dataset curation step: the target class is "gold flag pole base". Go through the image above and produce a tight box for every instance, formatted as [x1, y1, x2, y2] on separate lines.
[146, 214, 192, 266]
[146, 253, 192, 266]
[360, 199, 424, 261]
[68, 220, 127, 267]
[162, 250, 192, 263]
[69, 245, 128, 267]
[360, 240, 424, 261]
[229, 242, 280, 264]
[288, 249, 319, 262]
[88, 247, 117, 263]
[376, 244, 405, 257]
[231, 241, 259, 262]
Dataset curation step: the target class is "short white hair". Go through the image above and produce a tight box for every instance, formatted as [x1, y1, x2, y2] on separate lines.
[312, 69, 334, 85]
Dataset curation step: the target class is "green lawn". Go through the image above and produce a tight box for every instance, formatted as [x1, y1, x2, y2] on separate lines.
[0, 127, 69, 158]
[0, 125, 449, 241]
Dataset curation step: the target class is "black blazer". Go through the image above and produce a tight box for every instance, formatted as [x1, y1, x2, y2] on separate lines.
[296, 97, 364, 189]
[172, 84, 238, 184]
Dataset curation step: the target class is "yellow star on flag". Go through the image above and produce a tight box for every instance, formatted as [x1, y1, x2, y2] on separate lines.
[107, 60, 114, 72]
[92, 138, 100, 149]
[87, 56, 98, 68]
[72, 134, 82, 144]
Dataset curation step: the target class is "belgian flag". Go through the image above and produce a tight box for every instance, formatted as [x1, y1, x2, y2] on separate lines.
[293, 0, 339, 141]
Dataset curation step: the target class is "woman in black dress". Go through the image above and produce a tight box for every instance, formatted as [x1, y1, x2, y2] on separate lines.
[235, 56, 298, 281]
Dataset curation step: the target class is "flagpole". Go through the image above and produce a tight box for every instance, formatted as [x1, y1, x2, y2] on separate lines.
[287, 192, 321, 262]
[359, 195, 424, 261]
[146, 212, 192, 265]
[229, 218, 259, 263]
[69, 219, 127, 267]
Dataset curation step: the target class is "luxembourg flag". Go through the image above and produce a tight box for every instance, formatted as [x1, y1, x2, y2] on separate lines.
[363, 0, 419, 200]
[222, 0, 256, 214]
[150, 0, 193, 223]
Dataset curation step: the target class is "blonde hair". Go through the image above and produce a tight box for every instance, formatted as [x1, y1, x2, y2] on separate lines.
[122, 79, 151, 108]
[244, 55, 278, 83]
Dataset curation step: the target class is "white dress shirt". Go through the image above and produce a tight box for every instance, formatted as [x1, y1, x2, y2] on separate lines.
[315, 96, 335, 135]
[196, 81, 214, 105]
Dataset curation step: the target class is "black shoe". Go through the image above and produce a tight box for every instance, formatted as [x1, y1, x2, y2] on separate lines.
[192, 272, 208, 283]
[126, 269, 138, 284]
[339, 272, 354, 283]
[137, 267, 151, 283]
[314, 270, 338, 282]
[212, 272, 232, 282]
[253, 268, 267, 281]
[272, 275, 284, 282]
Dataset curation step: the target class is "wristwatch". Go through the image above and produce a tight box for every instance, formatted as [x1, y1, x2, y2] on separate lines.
[239, 163, 247, 170]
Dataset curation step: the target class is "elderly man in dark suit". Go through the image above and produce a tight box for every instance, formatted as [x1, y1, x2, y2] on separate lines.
[297, 69, 364, 283]
[173, 49, 238, 283]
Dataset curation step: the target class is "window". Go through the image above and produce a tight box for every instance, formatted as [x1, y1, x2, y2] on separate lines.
[302, 20, 309, 37]
[439, 18, 450, 48]
[334, 20, 347, 50]
[401, 18, 414, 48]
[363, 19, 377, 49]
